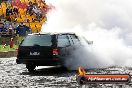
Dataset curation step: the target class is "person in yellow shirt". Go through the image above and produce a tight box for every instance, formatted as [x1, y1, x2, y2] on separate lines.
[1, 1, 6, 17]
[15, 17, 23, 23]
[0, 5, 3, 16]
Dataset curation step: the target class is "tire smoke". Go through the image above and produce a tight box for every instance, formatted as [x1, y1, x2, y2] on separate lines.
[42, 0, 132, 69]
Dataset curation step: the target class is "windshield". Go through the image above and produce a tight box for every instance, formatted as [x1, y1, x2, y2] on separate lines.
[21, 35, 52, 46]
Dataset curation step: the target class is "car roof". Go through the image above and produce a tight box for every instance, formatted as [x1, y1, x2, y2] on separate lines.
[28, 32, 76, 36]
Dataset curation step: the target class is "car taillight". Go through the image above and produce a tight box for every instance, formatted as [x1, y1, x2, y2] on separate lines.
[52, 49, 59, 55]
[52, 49, 59, 60]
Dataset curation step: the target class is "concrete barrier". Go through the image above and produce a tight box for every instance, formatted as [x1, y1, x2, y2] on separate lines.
[0, 51, 17, 58]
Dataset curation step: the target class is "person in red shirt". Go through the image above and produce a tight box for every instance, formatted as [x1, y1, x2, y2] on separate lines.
[10, 38, 14, 48]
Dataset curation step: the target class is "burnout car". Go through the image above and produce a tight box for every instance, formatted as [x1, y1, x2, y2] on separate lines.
[16, 32, 88, 72]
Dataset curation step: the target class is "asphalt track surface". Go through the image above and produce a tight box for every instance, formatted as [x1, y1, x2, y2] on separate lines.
[0, 57, 132, 88]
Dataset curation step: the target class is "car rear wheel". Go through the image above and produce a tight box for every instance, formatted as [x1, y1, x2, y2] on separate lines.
[60, 66, 68, 71]
[26, 64, 36, 72]
[77, 76, 86, 85]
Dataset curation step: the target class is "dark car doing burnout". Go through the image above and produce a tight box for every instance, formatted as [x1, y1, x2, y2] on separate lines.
[16, 33, 85, 72]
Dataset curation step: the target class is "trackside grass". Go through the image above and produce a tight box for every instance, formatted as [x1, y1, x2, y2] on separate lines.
[0, 45, 18, 52]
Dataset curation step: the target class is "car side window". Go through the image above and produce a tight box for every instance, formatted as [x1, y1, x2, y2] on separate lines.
[70, 35, 80, 45]
[57, 35, 70, 47]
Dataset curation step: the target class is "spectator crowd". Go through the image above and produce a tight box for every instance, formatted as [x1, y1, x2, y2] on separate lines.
[0, 22, 30, 37]
[0, 0, 49, 37]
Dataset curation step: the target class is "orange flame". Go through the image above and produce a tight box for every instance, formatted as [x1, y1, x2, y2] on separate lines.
[78, 66, 86, 76]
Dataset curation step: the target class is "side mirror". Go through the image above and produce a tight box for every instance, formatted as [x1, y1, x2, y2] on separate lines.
[83, 37, 93, 45]
[86, 41, 93, 45]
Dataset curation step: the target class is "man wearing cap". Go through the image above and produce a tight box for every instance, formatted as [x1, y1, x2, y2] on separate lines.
[15, 22, 31, 44]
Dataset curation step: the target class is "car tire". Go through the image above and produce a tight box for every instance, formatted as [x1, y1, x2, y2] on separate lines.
[26, 64, 36, 72]
[60, 66, 68, 71]
[77, 76, 86, 85]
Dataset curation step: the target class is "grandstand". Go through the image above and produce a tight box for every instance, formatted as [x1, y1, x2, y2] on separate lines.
[0, 0, 48, 33]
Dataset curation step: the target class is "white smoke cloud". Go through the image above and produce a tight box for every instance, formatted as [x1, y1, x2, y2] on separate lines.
[42, 0, 132, 69]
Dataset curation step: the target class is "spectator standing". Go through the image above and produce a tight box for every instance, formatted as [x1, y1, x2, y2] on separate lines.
[0, 5, 3, 17]
[13, 6, 19, 17]
[4, 22, 10, 30]
[10, 37, 14, 48]
[8, 24, 15, 37]
[8, 0, 12, 3]
[0, 23, 7, 33]
[16, 22, 31, 36]
[6, 6, 13, 21]
[27, 1, 34, 15]
[6, 6, 13, 16]
[15, 23, 31, 44]
[12, 22, 19, 29]
[32, 6, 42, 21]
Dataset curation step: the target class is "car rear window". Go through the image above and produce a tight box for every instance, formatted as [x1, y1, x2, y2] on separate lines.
[21, 34, 52, 46]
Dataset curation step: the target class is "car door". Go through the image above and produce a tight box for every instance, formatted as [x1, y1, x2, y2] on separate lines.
[57, 34, 72, 58]
[68, 34, 81, 51]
